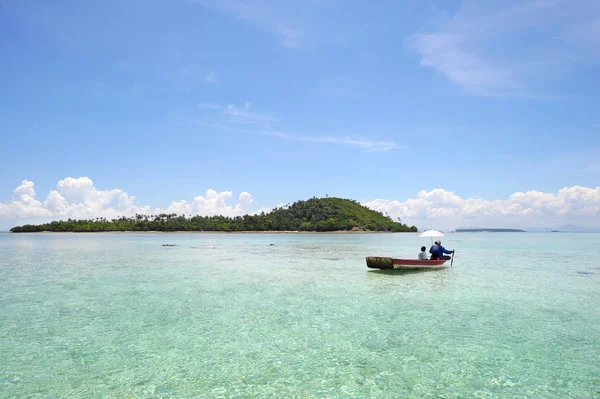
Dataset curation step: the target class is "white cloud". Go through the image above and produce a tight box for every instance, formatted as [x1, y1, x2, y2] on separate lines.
[364, 186, 600, 229]
[196, 103, 405, 151]
[198, 102, 279, 124]
[0, 178, 255, 227]
[264, 132, 406, 152]
[277, 28, 302, 49]
[164, 190, 254, 216]
[204, 71, 218, 84]
[224, 102, 278, 123]
[410, 31, 522, 96]
[13, 180, 36, 199]
[196, 103, 403, 151]
[408, 0, 600, 96]
[3, 178, 600, 230]
[192, 0, 306, 48]
[0, 180, 52, 219]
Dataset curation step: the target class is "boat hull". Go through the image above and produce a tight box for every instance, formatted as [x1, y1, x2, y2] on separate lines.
[366, 256, 447, 270]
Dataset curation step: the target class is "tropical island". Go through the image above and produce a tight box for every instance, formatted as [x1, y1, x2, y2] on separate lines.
[10, 197, 418, 233]
[456, 228, 526, 233]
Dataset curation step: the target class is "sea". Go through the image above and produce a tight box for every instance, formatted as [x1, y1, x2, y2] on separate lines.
[0, 232, 599, 398]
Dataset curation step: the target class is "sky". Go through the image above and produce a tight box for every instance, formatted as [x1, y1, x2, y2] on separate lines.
[1, 0, 599, 231]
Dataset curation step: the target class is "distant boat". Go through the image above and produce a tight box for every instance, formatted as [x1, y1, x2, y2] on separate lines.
[366, 256, 447, 270]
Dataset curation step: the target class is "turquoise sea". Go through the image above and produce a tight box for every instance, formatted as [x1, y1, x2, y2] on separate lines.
[1, 232, 599, 398]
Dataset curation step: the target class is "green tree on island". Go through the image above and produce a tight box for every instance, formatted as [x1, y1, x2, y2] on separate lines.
[10, 197, 418, 233]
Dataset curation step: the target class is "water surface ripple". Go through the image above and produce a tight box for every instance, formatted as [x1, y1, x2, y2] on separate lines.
[1, 233, 599, 398]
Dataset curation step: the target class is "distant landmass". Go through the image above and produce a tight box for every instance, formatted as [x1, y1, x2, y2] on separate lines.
[456, 228, 526, 233]
[556, 224, 600, 233]
[10, 197, 418, 233]
[526, 224, 600, 232]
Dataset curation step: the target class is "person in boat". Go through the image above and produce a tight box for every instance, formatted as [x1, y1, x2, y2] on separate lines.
[418, 246, 428, 260]
[429, 240, 454, 260]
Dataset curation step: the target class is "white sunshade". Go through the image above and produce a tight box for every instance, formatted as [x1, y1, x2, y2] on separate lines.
[418, 230, 444, 238]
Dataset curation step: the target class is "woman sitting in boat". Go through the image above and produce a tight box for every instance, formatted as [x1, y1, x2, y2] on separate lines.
[429, 240, 454, 260]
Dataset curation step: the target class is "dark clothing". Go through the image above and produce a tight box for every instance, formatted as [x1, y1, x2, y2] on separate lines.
[429, 244, 453, 260]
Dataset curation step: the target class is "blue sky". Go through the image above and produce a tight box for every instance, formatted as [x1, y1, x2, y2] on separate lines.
[1, 0, 599, 230]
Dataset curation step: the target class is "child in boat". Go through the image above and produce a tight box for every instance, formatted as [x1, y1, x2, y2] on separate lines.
[418, 246, 428, 260]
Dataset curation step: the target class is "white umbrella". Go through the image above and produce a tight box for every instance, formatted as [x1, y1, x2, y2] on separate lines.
[419, 230, 444, 245]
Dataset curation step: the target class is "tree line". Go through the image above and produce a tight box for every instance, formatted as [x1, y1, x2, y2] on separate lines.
[10, 197, 417, 233]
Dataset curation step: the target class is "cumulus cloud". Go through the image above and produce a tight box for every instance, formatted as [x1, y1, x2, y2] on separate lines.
[364, 186, 600, 229]
[0, 177, 255, 226]
[0, 180, 52, 219]
[2, 178, 600, 230]
[164, 189, 254, 216]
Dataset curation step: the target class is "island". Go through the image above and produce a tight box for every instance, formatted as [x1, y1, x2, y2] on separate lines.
[455, 228, 526, 233]
[10, 197, 418, 233]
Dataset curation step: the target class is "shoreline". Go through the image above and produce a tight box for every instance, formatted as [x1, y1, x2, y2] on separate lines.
[8, 230, 413, 235]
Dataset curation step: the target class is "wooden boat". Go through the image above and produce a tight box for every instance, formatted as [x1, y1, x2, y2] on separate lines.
[366, 256, 447, 270]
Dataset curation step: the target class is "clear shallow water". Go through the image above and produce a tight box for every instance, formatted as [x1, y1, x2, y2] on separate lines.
[0, 232, 599, 398]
